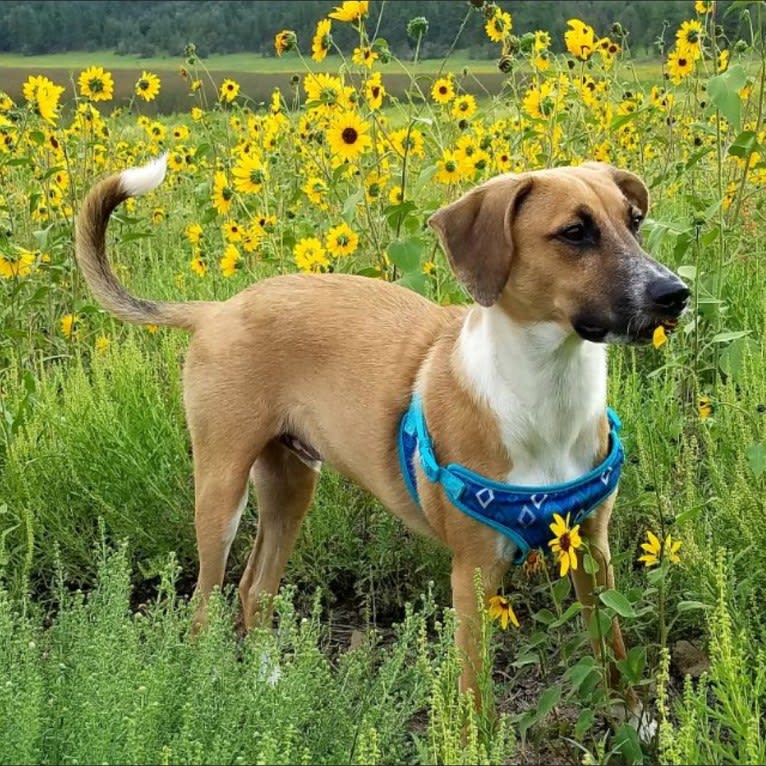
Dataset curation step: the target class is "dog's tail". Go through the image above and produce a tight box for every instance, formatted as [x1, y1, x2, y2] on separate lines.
[75, 154, 208, 331]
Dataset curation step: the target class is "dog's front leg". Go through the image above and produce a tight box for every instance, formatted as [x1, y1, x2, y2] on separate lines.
[450, 549, 510, 711]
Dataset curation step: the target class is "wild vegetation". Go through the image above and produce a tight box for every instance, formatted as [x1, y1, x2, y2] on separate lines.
[0, 0, 765, 763]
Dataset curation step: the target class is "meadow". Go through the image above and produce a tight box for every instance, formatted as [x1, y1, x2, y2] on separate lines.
[1, 0, 765, 763]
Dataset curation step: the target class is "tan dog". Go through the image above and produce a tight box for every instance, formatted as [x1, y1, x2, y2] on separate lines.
[76, 157, 688, 720]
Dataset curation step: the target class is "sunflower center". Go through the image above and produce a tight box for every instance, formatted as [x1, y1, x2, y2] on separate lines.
[250, 169, 264, 185]
[559, 533, 571, 552]
[371, 86, 380, 98]
[337, 235, 349, 246]
[439, 86, 447, 94]
[679, 58, 688, 67]
[88, 78, 103, 93]
[445, 160, 457, 172]
[139, 80, 149, 90]
[342, 127, 358, 144]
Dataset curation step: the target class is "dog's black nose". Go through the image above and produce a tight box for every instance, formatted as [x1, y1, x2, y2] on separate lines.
[648, 279, 690, 313]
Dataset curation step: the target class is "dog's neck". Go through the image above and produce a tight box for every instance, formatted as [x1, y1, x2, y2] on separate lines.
[455, 304, 607, 486]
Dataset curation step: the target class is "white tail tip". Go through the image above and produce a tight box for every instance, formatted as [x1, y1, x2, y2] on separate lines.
[120, 153, 168, 198]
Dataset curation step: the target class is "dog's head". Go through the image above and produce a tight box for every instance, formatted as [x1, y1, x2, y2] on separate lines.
[428, 162, 689, 344]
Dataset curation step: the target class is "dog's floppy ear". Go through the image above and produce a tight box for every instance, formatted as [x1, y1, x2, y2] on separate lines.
[581, 161, 649, 216]
[428, 175, 533, 307]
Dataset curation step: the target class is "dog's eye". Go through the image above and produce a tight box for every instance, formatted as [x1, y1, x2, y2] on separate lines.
[629, 213, 643, 233]
[559, 223, 586, 243]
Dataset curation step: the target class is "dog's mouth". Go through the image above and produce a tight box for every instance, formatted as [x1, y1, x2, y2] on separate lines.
[573, 315, 682, 345]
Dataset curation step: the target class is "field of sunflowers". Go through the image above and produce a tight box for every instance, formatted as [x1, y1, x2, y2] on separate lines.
[0, 1, 765, 763]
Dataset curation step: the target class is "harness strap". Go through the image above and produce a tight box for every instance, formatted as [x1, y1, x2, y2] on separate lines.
[398, 395, 624, 563]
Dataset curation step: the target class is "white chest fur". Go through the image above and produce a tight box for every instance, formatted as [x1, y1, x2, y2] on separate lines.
[455, 306, 607, 487]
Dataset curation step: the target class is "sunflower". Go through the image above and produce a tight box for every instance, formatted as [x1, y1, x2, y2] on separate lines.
[718, 49, 730, 72]
[167, 151, 184, 171]
[435, 149, 469, 185]
[95, 336, 111, 354]
[220, 79, 240, 103]
[232, 154, 267, 194]
[365, 72, 385, 110]
[312, 18, 332, 62]
[534, 30, 551, 52]
[638, 530, 682, 567]
[212, 171, 234, 215]
[0, 248, 36, 279]
[695, 0, 713, 12]
[487, 595, 520, 630]
[191, 106, 204, 122]
[151, 208, 165, 225]
[352, 46, 378, 69]
[219, 244, 241, 277]
[548, 512, 583, 577]
[667, 49, 695, 84]
[78, 66, 114, 102]
[698, 396, 713, 420]
[294, 237, 329, 272]
[328, 0, 368, 23]
[652, 325, 668, 349]
[431, 77, 455, 104]
[222, 220, 243, 242]
[389, 127, 424, 158]
[135, 71, 161, 102]
[185, 223, 203, 245]
[303, 72, 352, 110]
[326, 111, 372, 161]
[451, 94, 477, 120]
[274, 29, 296, 56]
[565, 18, 596, 60]
[388, 185, 404, 205]
[190, 252, 208, 277]
[23, 75, 64, 125]
[676, 19, 703, 61]
[485, 9, 512, 43]
[303, 176, 328, 207]
[60, 314, 79, 339]
[326, 221, 359, 257]
[173, 125, 190, 141]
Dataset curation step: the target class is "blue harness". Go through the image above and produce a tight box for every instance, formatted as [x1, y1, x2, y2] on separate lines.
[397, 395, 624, 563]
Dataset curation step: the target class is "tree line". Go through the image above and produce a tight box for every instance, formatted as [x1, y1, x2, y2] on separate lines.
[0, 1, 751, 60]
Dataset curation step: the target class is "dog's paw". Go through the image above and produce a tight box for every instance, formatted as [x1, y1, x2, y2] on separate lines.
[611, 699, 657, 744]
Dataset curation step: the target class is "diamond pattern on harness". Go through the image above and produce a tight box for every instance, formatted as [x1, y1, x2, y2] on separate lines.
[476, 487, 495, 509]
[518, 505, 535, 528]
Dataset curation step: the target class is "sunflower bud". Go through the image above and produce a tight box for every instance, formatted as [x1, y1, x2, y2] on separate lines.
[497, 55, 512, 73]
[611, 22, 625, 38]
[734, 39, 749, 53]
[407, 16, 429, 40]
[519, 32, 536, 54]
[469, 0, 485, 8]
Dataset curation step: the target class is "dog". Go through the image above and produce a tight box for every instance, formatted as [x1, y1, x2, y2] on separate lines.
[75, 156, 688, 721]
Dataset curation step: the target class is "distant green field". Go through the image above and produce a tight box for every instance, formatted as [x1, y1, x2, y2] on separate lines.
[0, 50, 502, 74]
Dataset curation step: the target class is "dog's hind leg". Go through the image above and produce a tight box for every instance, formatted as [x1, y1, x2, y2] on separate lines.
[239, 438, 319, 631]
[190, 423, 267, 632]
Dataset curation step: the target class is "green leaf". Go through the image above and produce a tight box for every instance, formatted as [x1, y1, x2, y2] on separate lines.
[551, 575, 571, 603]
[532, 608, 556, 626]
[676, 600, 712, 612]
[677, 265, 697, 281]
[588, 609, 612, 641]
[728, 130, 761, 158]
[616, 645, 646, 684]
[535, 685, 561, 719]
[708, 65, 747, 128]
[613, 722, 644, 765]
[342, 190, 364, 221]
[583, 552, 600, 575]
[599, 589, 637, 618]
[387, 238, 422, 273]
[575, 708, 595, 738]
[550, 601, 582, 628]
[396, 272, 427, 295]
[710, 330, 750, 343]
[746, 443, 765, 478]
[567, 656, 598, 690]
[719, 337, 759, 381]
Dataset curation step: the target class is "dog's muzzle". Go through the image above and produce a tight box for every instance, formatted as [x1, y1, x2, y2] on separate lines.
[573, 270, 690, 345]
